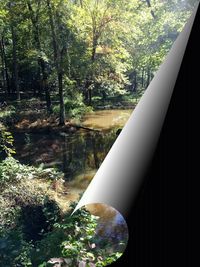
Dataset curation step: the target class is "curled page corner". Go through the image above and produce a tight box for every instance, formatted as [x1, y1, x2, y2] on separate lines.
[72, 5, 198, 218]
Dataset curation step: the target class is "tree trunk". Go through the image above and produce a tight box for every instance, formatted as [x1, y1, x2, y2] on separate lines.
[11, 23, 20, 101]
[58, 71, 65, 125]
[145, 0, 156, 19]
[141, 67, 144, 88]
[46, 0, 58, 64]
[2, 39, 10, 94]
[92, 38, 97, 61]
[47, 0, 66, 124]
[0, 39, 6, 93]
[41, 59, 52, 114]
[84, 39, 97, 105]
[146, 67, 151, 88]
[27, 0, 52, 113]
[132, 71, 137, 92]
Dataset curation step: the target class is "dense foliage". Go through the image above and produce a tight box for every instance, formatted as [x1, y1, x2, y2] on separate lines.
[0, 155, 61, 265]
[0, 152, 125, 266]
[32, 203, 124, 267]
[0, 0, 197, 124]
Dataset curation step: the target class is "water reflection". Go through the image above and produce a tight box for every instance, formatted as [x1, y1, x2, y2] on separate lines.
[14, 130, 117, 182]
[13, 109, 132, 201]
[84, 203, 129, 261]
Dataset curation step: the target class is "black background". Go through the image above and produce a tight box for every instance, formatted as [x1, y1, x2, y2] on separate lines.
[113, 4, 199, 267]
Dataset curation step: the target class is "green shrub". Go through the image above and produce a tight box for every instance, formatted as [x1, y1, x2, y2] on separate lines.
[0, 161, 62, 266]
[0, 157, 30, 188]
[0, 125, 16, 158]
[0, 105, 16, 121]
[31, 202, 124, 267]
[0, 157, 123, 267]
[0, 229, 33, 267]
[0, 157, 63, 189]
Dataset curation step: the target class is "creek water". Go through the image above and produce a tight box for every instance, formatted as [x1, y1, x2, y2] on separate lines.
[14, 109, 132, 185]
[14, 109, 132, 253]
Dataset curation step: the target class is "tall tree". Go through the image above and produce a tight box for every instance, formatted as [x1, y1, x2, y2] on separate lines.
[8, 1, 20, 100]
[0, 37, 7, 93]
[27, 0, 52, 114]
[46, 0, 67, 125]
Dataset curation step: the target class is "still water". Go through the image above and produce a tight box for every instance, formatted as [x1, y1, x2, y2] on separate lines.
[14, 109, 132, 186]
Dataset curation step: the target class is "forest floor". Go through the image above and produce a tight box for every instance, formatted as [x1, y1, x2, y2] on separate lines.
[1, 99, 89, 133]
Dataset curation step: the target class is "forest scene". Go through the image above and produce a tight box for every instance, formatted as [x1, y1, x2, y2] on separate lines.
[0, 0, 198, 266]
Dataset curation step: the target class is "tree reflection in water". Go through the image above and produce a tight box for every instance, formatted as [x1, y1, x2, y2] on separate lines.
[14, 130, 117, 182]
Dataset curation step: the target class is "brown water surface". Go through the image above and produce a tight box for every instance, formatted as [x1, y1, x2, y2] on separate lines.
[14, 109, 133, 210]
